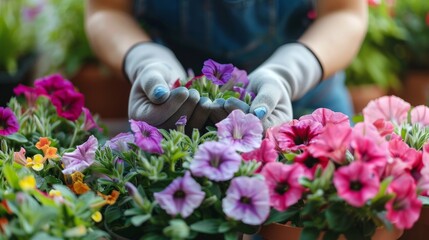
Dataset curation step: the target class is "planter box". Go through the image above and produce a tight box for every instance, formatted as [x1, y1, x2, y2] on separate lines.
[398, 70, 429, 106]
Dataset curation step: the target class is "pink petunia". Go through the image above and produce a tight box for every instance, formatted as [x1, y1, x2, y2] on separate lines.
[353, 122, 387, 147]
[410, 105, 429, 126]
[386, 174, 422, 229]
[241, 139, 278, 173]
[386, 137, 422, 180]
[260, 162, 309, 211]
[82, 107, 102, 132]
[333, 161, 380, 207]
[265, 125, 282, 151]
[294, 151, 329, 177]
[299, 108, 350, 128]
[372, 119, 394, 137]
[50, 89, 84, 121]
[309, 123, 352, 164]
[351, 135, 388, 176]
[276, 119, 322, 153]
[362, 95, 410, 125]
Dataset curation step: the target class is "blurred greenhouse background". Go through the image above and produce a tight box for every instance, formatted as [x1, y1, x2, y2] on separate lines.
[0, 0, 428, 119]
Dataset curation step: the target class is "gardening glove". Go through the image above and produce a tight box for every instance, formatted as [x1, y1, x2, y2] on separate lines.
[124, 42, 212, 130]
[228, 43, 323, 130]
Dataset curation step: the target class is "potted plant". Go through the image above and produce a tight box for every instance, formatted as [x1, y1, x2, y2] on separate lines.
[0, 0, 39, 106]
[345, 0, 404, 114]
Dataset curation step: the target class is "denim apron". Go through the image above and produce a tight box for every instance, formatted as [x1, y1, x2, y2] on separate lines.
[133, 0, 354, 118]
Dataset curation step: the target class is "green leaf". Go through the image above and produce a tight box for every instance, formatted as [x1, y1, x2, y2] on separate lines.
[325, 204, 352, 232]
[236, 222, 260, 234]
[264, 208, 300, 225]
[190, 219, 222, 234]
[300, 227, 320, 240]
[323, 231, 340, 240]
[224, 231, 239, 240]
[5, 133, 28, 143]
[3, 164, 20, 189]
[218, 222, 232, 233]
[131, 214, 151, 226]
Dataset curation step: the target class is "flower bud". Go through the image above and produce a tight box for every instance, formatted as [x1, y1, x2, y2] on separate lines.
[125, 182, 145, 208]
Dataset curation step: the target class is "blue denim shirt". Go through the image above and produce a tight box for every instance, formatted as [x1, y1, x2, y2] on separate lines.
[133, 0, 354, 118]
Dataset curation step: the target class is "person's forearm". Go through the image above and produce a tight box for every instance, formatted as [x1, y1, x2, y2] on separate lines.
[85, 0, 150, 74]
[299, 0, 368, 79]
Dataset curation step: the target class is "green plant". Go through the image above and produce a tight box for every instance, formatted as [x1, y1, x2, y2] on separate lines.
[346, 1, 405, 90]
[0, 0, 37, 74]
[394, 0, 429, 69]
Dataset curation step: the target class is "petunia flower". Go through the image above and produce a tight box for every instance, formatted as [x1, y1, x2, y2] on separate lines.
[410, 105, 429, 126]
[34, 73, 75, 96]
[299, 108, 350, 128]
[260, 162, 309, 211]
[103, 132, 135, 152]
[222, 176, 270, 225]
[372, 119, 394, 137]
[201, 59, 234, 85]
[294, 151, 329, 177]
[190, 141, 242, 181]
[0, 107, 19, 136]
[216, 110, 263, 152]
[276, 119, 322, 153]
[386, 174, 422, 229]
[241, 139, 277, 173]
[51, 89, 85, 121]
[13, 147, 27, 166]
[351, 135, 388, 176]
[333, 161, 380, 207]
[61, 135, 98, 174]
[83, 107, 102, 131]
[363, 95, 410, 125]
[130, 119, 163, 154]
[154, 172, 205, 218]
[13, 84, 46, 107]
[309, 123, 352, 164]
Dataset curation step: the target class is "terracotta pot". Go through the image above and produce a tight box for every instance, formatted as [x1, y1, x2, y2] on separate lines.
[348, 84, 387, 114]
[258, 223, 403, 240]
[399, 206, 429, 240]
[398, 70, 429, 106]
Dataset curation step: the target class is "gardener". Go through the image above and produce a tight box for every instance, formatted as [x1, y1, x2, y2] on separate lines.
[85, 0, 368, 131]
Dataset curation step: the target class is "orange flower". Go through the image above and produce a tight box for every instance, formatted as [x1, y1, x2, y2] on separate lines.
[98, 190, 120, 205]
[72, 181, 90, 195]
[44, 146, 59, 159]
[1, 200, 11, 214]
[36, 137, 51, 152]
[71, 172, 84, 183]
[0, 217, 8, 233]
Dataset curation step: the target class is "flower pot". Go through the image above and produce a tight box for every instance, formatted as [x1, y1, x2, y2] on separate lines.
[0, 54, 36, 106]
[398, 70, 429, 106]
[347, 84, 387, 114]
[399, 206, 429, 240]
[258, 223, 403, 240]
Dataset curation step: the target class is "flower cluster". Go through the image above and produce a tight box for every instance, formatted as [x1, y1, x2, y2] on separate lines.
[173, 59, 255, 104]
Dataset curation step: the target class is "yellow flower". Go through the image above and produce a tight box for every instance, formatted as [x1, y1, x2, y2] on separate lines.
[26, 154, 46, 171]
[49, 189, 62, 197]
[71, 172, 84, 183]
[91, 211, 103, 222]
[44, 146, 59, 160]
[36, 137, 51, 152]
[19, 175, 36, 191]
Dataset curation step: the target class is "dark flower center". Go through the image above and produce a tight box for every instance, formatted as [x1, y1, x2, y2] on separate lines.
[142, 130, 150, 138]
[304, 157, 319, 169]
[240, 196, 251, 204]
[349, 181, 362, 191]
[173, 190, 186, 199]
[294, 134, 309, 146]
[275, 182, 289, 194]
[0, 119, 5, 130]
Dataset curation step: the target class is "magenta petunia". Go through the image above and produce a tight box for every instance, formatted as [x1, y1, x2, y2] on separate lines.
[201, 59, 234, 85]
[333, 161, 380, 207]
[241, 138, 277, 173]
[130, 119, 163, 154]
[294, 151, 329, 177]
[363, 95, 410, 125]
[61, 135, 98, 174]
[216, 110, 263, 152]
[83, 107, 101, 132]
[154, 172, 205, 218]
[50, 89, 84, 121]
[309, 123, 352, 164]
[14, 84, 46, 107]
[299, 108, 350, 128]
[386, 174, 422, 229]
[222, 176, 270, 225]
[276, 119, 322, 153]
[0, 107, 19, 136]
[260, 162, 309, 211]
[34, 74, 75, 96]
[190, 141, 242, 181]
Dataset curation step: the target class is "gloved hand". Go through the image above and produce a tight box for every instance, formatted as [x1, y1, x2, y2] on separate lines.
[124, 42, 212, 130]
[223, 43, 323, 130]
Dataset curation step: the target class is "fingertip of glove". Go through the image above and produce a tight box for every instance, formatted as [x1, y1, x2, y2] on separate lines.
[254, 107, 267, 119]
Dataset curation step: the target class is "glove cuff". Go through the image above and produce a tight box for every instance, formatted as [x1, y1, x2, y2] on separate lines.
[296, 42, 324, 83]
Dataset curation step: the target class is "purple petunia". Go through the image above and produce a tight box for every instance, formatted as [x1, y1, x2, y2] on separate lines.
[190, 141, 242, 181]
[216, 110, 263, 152]
[0, 107, 19, 136]
[222, 176, 270, 225]
[50, 89, 85, 121]
[103, 132, 135, 152]
[130, 119, 163, 154]
[230, 67, 249, 87]
[82, 107, 102, 132]
[61, 135, 98, 174]
[154, 172, 205, 218]
[201, 59, 234, 85]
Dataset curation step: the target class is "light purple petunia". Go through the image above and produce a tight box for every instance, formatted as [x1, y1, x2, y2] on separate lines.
[103, 132, 135, 152]
[230, 67, 249, 87]
[130, 119, 163, 154]
[154, 172, 205, 218]
[175, 115, 187, 126]
[62, 135, 98, 174]
[216, 110, 263, 152]
[201, 59, 234, 85]
[83, 107, 102, 132]
[222, 176, 270, 225]
[0, 107, 19, 136]
[190, 141, 242, 181]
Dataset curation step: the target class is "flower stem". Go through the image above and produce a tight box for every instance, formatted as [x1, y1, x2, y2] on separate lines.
[69, 126, 79, 148]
